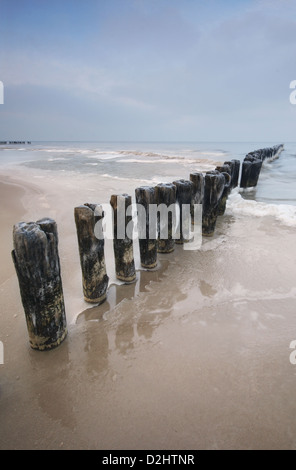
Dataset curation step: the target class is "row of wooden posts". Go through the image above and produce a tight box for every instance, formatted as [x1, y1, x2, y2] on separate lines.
[11, 144, 283, 351]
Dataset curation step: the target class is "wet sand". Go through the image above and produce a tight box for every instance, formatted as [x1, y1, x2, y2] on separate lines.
[0, 177, 39, 285]
[1, 167, 296, 449]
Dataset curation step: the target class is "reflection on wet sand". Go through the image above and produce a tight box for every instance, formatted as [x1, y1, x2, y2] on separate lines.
[75, 256, 190, 358]
[27, 341, 76, 430]
[76, 259, 171, 324]
[23, 255, 191, 433]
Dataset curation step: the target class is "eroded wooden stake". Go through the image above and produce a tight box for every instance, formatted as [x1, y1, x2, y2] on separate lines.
[173, 179, 194, 244]
[190, 172, 204, 224]
[155, 183, 177, 253]
[240, 156, 263, 188]
[215, 164, 232, 216]
[110, 194, 136, 283]
[239, 145, 283, 189]
[135, 186, 157, 269]
[226, 159, 240, 189]
[12, 218, 67, 351]
[202, 171, 225, 236]
[74, 203, 109, 304]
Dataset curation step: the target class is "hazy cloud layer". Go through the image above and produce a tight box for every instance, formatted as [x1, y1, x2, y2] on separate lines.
[1, 0, 296, 141]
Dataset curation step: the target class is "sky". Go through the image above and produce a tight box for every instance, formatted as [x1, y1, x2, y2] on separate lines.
[1, 0, 296, 141]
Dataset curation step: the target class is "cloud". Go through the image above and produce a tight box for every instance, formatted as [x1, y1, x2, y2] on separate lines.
[1, 0, 296, 140]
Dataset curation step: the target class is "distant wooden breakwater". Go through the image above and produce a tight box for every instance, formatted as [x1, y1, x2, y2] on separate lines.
[0, 141, 31, 145]
[12, 144, 284, 351]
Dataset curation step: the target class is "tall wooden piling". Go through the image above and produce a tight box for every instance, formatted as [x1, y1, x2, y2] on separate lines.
[110, 194, 136, 283]
[247, 144, 284, 163]
[155, 183, 177, 253]
[215, 164, 232, 216]
[224, 160, 240, 189]
[173, 179, 194, 244]
[202, 171, 225, 236]
[240, 156, 263, 188]
[12, 218, 67, 351]
[190, 172, 204, 224]
[135, 186, 157, 269]
[240, 144, 283, 189]
[74, 203, 109, 304]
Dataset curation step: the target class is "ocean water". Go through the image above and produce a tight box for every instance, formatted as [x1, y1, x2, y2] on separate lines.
[1, 140, 296, 225]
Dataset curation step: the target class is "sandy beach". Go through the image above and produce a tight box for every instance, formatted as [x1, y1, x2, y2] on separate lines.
[0, 162, 296, 450]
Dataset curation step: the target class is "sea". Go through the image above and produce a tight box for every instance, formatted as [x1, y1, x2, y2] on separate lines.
[1, 140, 296, 226]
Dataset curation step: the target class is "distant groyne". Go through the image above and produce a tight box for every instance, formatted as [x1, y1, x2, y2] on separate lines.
[0, 141, 31, 145]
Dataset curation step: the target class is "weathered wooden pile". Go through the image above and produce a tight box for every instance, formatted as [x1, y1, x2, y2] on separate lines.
[11, 144, 283, 350]
[240, 144, 284, 189]
[12, 219, 67, 351]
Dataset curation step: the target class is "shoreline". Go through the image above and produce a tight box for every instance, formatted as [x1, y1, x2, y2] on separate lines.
[0, 176, 42, 285]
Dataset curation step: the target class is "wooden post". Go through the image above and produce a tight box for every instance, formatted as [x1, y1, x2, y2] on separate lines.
[247, 144, 283, 162]
[173, 179, 194, 244]
[224, 159, 240, 189]
[232, 159, 241, 188]
[12, 218, 67, 351]
[240, 144, 283, 189]
[240, 156, 263, 188]
[155, 183, 177, 253]
[135, 186, 157, 269]
[215, 164, 232, 216]
[202, 171, 225, 236]
[272, 144, 284, 158]
[110, 194, 136, 283]
[74, 203, 109, 304]
[190, 172, 204, 224]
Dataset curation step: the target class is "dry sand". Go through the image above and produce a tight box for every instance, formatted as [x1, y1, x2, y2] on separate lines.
[1, 166, 296, 450]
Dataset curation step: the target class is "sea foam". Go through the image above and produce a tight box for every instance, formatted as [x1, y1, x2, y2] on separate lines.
[227, 189, 296, 227]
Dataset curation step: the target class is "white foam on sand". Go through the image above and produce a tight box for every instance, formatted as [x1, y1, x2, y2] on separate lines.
[227, 189, 296, 227]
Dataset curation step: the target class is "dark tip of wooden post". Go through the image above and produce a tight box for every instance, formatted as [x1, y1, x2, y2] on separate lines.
[173, 179, 194, 244]
[202, 171, 225, 236]
[110, 194, 136, 283]
[74, 203, 109, 304]
[135, 186, 157, 269]
[155, 183, 177, 253]
[12, 218, 67, 351]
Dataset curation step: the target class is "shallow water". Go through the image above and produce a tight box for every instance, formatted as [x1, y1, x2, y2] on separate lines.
[1, 140, 295, 206]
